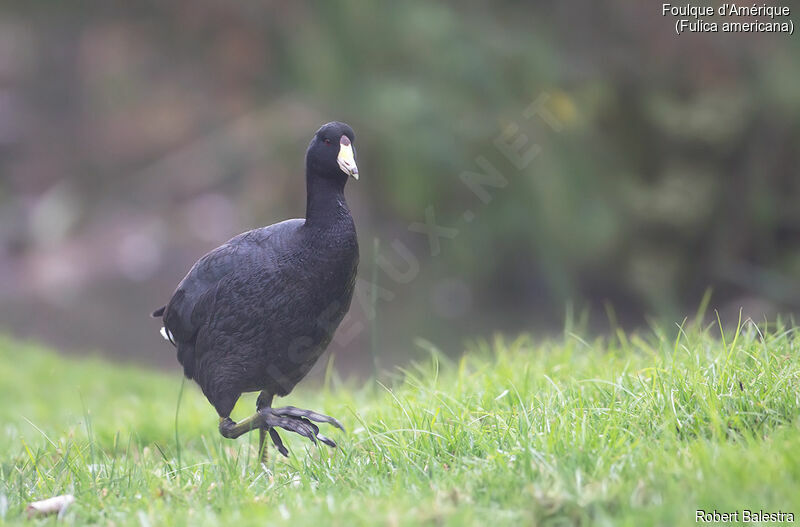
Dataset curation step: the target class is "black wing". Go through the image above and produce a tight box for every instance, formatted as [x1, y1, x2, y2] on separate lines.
[162, 242, 242, 344]
[153, 221, 302, 372]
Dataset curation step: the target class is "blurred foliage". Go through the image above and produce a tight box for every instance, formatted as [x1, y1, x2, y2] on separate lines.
[0, 1, 798, 366]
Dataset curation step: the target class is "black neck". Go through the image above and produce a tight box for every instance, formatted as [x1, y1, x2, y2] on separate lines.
[305, 172, 349, 228]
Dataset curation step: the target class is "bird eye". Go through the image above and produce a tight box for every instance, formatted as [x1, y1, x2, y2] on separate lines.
[323, 138, 332, 145]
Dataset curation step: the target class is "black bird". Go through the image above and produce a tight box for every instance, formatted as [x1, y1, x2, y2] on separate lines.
[152, 121, 359, 458]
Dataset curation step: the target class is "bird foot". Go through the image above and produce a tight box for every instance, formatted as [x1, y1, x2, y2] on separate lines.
[219, 406, 344, 457]
[259, 406, 344, 457]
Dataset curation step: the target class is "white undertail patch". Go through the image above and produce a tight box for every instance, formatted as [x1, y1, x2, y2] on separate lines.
[160, 326, 175, 344]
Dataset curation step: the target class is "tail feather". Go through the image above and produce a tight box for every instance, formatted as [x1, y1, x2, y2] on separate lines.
[151, 306, 166, 318]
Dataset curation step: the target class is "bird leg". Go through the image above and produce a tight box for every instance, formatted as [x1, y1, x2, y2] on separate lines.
[218, 403, 344, 458]
[256, 391, 273, 463]
[218, 414, 262, 440]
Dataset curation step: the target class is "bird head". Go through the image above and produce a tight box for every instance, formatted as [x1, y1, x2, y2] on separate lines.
[306, 121, 359, 183]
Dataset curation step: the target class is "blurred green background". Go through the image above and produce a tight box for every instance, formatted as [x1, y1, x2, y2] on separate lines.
[0, 1, 798, 373]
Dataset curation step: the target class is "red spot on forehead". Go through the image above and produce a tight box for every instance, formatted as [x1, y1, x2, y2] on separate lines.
[340, 135, 351, 146]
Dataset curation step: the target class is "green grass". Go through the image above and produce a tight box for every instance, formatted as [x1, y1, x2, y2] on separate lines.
[1, 320, 799, 526]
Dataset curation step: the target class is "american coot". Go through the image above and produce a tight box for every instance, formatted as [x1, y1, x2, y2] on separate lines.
[152, 121, 359, 458]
